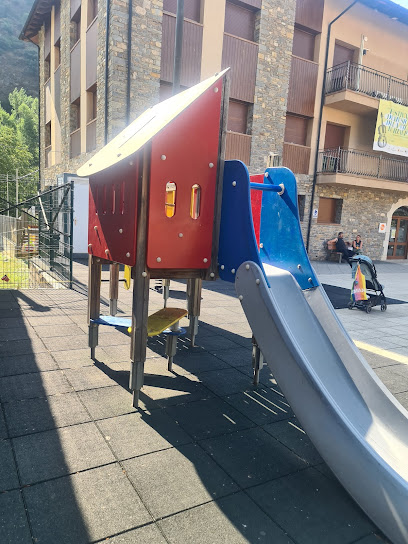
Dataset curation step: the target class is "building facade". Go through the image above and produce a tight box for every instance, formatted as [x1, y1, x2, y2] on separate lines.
[283, 0, 408, 261]
[22, 0, 408, 261]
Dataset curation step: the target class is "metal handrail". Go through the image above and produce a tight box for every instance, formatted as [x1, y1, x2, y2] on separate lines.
[325, 61, 408, 107]
[317, 147, 408, 183]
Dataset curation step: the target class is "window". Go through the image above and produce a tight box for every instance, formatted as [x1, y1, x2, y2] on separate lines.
[88, 0, 98, 25]
[284, 114, 308, 146]
[71, 98, 80, 132]
[45, 122, 52, 167]
[333, 43, 355, 67]
[163, 0, 201, 22]
[87, 85, 97, 122]
[44, 55, 51, 81]
[298, 195, 306, 221]
[227, 100, 249, 134]
[54, 39, 61, 69]
[45, 122, 51, 148]
[70, 8, 81, 48]
[224, 1, 256, 42]
[86, 86, 97, 152]
[324, 123, 347, 150]
[190, 184, 201, 219]
[292, 27, 315, 61]
[165, 182, 177, 218]
[317, 197, 343, 224]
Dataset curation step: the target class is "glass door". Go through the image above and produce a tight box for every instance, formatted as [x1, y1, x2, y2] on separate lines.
[388, 217, 408, 259]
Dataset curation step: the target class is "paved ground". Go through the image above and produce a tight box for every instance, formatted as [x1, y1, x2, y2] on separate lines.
[0, 259, 407, 544]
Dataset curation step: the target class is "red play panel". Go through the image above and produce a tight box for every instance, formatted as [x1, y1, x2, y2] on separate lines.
[147, 79, 223, 270]
[88, 159, 139, 265]
[250, 174, 263, 247]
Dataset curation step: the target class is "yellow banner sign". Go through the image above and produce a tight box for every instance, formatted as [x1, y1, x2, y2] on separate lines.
[373, 99, 408, 157]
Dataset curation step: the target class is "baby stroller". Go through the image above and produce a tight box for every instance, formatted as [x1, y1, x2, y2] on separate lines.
[348, 255, 387, 313]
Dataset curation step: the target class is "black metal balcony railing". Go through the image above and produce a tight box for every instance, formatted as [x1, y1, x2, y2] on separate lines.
[318, 148, 408, 183]
[325, 62, 408, 107]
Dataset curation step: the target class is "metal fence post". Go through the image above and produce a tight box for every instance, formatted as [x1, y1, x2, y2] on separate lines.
[6, 174, 9, 216]
[377, 155, 382, 178]
[69, 179, 74, 289]
[15, 169, 19, 218]
[387, 76, 391, 100]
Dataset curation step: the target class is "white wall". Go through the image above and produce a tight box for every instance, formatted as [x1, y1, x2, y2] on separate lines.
[68, 175, 89, 256]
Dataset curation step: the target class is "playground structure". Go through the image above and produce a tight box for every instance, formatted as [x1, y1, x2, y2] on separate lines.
[78, 70, 408, 544]
[78, 70, 229, 407]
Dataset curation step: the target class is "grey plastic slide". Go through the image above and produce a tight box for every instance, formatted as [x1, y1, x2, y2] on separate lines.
[236, 261, 408, 544]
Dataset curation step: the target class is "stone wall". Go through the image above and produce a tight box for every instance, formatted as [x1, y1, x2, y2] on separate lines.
[306, 182, 408, 261]
[249, 0, 296, 174]
[40, 0, 107, 182]
[41, 0, 162, 182]
[129, 0, 162, 122]
[107, 0, 162, 139]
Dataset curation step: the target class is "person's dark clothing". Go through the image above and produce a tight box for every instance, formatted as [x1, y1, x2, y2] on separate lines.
[336, 238, 354, 262]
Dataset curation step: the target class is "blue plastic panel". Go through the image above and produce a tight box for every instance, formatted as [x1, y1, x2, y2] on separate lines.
[218, 161, 263, 283]
[92, 316, 132, 328]
[259, 167, 318, 290]
[218, 161, 318, 290]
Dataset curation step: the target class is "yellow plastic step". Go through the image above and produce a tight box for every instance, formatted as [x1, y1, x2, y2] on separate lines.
[147, 307, 187, 337]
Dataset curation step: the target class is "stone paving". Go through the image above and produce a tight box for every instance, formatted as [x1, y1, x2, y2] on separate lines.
[0, 259, 407, 543]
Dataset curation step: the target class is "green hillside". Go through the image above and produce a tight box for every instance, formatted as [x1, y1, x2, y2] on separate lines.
[0, 0, 38, 108]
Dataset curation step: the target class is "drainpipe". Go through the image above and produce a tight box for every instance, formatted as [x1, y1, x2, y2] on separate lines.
[27, 35, 41, 189]
[172, 0, 184, 95]
[104, 0, 111, 144]
[306, 0, 358, 252]
[126, 0, 133, 123]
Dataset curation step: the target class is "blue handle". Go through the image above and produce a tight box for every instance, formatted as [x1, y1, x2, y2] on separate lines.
[250, 182, 282, 192]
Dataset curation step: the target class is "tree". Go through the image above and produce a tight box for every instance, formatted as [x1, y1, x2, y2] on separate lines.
[0, 125, 32, 173]
[0, 88, 39, 175]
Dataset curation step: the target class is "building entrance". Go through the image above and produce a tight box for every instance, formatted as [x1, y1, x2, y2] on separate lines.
[387, 207, 408, 259]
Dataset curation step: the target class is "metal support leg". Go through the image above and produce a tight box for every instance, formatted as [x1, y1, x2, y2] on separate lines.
[187, 278, 202, 347]
[251, 335, 264, 386]
[163, 279, 170, 308]
[129, 146, 151, 409]
[109, 263, 119, 316]
[87, 255, 102, 360]
[165, 321, 180, 372]
[130, 360, 145, 408]
[166, 335, 178, 372]
[89, 324, 98, 360]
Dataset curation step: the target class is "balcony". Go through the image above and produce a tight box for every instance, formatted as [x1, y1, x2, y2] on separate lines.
[70, 128, 81, 159]
[317, 148, 408, 192]
[287, 56, 318, 117]
[282, 143, 311, 174]
[221, 34, 258, 103]
[86, 119, 97, 153]
[160, 13, 203, 87]
[225, 132, 252, 165]
[325, 62, 408, 114]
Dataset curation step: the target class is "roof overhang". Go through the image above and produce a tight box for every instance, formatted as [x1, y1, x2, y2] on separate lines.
[20, 0, 52, 42]
[360, 0, 408, 26]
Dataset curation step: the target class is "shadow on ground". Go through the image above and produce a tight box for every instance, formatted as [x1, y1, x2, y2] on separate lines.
[0, 274, 390, 544]
[0, 289, 90, 543]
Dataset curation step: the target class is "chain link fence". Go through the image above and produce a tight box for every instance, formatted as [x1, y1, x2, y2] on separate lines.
[0, 173, 73, 289]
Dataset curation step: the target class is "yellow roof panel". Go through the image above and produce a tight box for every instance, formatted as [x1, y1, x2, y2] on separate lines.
[77, 69, 229, 178]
